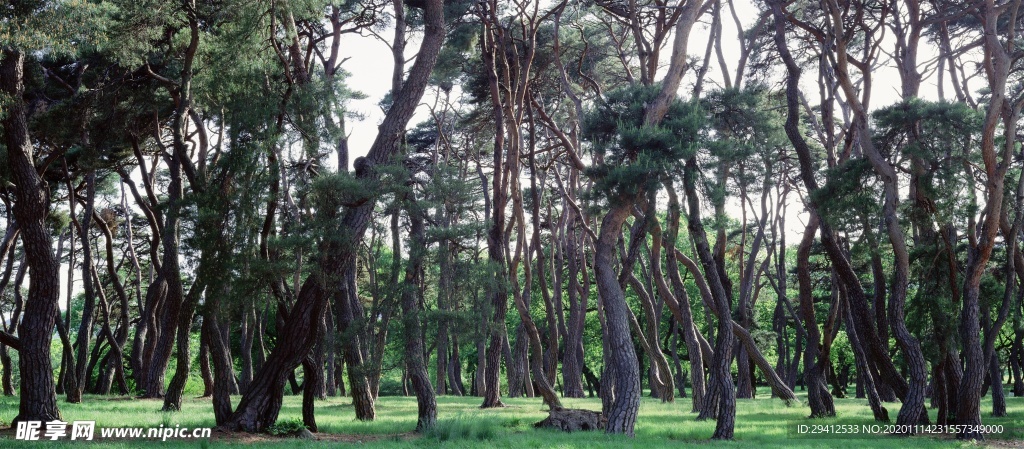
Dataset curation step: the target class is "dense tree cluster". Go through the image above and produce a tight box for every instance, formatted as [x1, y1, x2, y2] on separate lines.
[1, 0, 1022, 441]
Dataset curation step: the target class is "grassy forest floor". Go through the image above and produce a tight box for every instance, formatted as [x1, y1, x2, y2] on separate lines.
[0, 391, 1020, 448]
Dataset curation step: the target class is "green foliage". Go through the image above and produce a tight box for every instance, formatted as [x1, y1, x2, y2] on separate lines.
[872, 99, 982, 226]
[1, 0, 115, 55]
[430, 1, 477, 90]
[583, 84, 703, 205]
[872, 99, 984, 355]
[309, 171, 372, 213]
[266, 418, 308, 436]
[812, 158, 878, 230]
[46, 209, 71, 234]
[700, 86, 788, 233]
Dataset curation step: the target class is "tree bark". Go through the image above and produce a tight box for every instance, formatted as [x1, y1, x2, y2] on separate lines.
[1, 48, 63, 424]
[562, 206, 587, 398]
[401, 193, 437, 431]
[682, 159, 736, 440]
[796, 216, 835, 417]
[662, 184, 705, 412]
[594, 205, 641, 436]
[770, 0, 909, 405]
[69, 171, 97, 404]
[224, 0, 445, 431]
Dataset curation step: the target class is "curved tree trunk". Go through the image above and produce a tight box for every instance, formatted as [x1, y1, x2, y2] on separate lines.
[338, 262, 376, 419]
[771, 0, 911, 409]
[162, 276, 205, 410]
[0, 233, 21, 397]
[797, 217, 835, 418]
[225, 0, 444, 431]
[478, 10, 510, 409]
[199, 330, 214, 398]
[1, 49, 63, 424]
[955, 2, 1015, 440]
[594, 205, 641, 436]
[301, 355, 322, 432]
[205, 312, 234, 425]
[662, 184, 705, 412]
[681, 158, 737, 440]
[69, 171, 98, 404]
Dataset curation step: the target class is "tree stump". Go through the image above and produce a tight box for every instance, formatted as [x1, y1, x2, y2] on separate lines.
[534, 408, 606, 432]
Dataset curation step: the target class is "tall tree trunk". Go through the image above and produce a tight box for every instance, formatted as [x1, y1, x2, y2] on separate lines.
[240, 303, 255, 394]
[956, 1, 1017, 440]
[561, 208, 587, 398]
[478, 13, 510, 409]
[770, 0, 910, 406]
[1, 49, 62, 424]
[199, 330, 214, 398]
[205, 310, 234, 425]
[301, 355, 322, 432]
[224, 0, 445, 431]
[69, 171, 98, 403]
[663, 184, 705, 412]
[401, 194, 437, 431]
[796, 217, 835, 417]
[435, 224, 453, 396]
[595, 205, 641, 435]
[1011, 330, 1024, 397]
[338, 263, 376, 418]
[326, 304, 337, 397]
[843, 280, 888, 421]
[682, 159, 737, 440]
[162, 278, 204, 410]
[506, 324, 527, 398]
[142, 5, 200, 398]
[449, 333, 464, 396]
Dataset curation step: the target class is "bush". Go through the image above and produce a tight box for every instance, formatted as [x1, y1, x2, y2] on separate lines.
[266, 418, 308, 436]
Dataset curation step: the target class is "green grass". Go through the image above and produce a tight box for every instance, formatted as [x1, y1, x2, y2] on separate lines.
[0, 390, 1020, 448]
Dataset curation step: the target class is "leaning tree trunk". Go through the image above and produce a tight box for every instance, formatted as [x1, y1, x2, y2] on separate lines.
[769, 0, 909, 406]
[827, 34, 929, 429]
[797, 216, 835, 417]
[435, 226, 454, 396]
[478, 14, 511, 409]
[205, 310, 234, 425]
[223, 0, 445, 432]
[682, 159, 736, 440]
[199, 330, 214, 398]
[594, 205, 641, 436]
[662, 184, 705, 412]
[957, 42, 1013, 440]
[0, 239, 20, 397]
[1, 49, 62, 424]
[162, 275, 206, 410]
[510, 222, 563, 409]
[300, 355, 322, 432]
[69, 171, 97, 404]
[142, 8, 199, 398]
